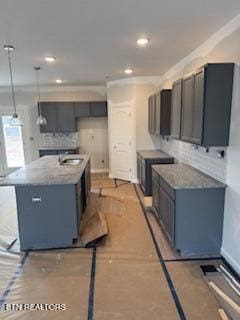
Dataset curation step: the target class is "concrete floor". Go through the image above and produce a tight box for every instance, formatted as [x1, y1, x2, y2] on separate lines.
[0, 174, 223, 319]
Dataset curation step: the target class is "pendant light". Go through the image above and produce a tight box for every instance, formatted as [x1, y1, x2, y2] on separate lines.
[34, 67, 47, 126]
[3, 45, 23, 126]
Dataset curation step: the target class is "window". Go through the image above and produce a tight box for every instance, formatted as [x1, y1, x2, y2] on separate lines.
[2, 116, 25, 168]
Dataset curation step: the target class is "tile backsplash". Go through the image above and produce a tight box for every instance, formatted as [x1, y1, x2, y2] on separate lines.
[160, 138, 228, 183]
[39, 133, 79, 148]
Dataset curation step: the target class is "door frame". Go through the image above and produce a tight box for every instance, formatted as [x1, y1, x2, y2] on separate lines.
[0, 105, 31, 176]
[108, 100, 137, 182]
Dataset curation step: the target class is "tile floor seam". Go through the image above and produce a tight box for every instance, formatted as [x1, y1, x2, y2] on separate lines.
[133, 184, 187, 320]
[0, 251, 29, 310]
[87, 246, 97, 320]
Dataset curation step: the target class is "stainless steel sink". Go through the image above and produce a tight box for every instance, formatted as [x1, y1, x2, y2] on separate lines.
[60, 158, 83, 165]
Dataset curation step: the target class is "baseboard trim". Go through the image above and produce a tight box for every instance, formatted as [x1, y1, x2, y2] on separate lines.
[91, 169, 109, 174]
[221, 247, 240, 277]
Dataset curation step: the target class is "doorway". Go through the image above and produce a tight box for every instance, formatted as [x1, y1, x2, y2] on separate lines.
[0, 116, 25, 176]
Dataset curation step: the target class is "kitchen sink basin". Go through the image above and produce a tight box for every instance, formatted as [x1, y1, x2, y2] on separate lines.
[60, 158, 83, 165]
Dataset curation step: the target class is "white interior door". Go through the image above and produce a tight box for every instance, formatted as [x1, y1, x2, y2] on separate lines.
[111, 106, 133, 181]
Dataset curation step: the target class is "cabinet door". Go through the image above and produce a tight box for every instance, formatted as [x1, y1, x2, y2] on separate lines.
[170, 79, 182, 139]
[137, 159, 141, 183]
[142, 160, 146, 191]
[149, 95, 156, 134]
[74, 102, 91, 117]
[152, 177, 160, 217]
[91, 101, 107, 117]
[148, 97, 152, 133]
[160, 90, 171, 136]
[39, 102, 58, 133]
[192, 69, 204, 144]
[155, 92, 161, 135]
[159, 186, 175, 244]
[57, 102, 76, 132]
[181, 75, 194, 142]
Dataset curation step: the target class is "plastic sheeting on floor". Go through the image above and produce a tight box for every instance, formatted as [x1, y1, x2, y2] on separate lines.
[0, 176, 227, 320]
[0, 187, 18, 251]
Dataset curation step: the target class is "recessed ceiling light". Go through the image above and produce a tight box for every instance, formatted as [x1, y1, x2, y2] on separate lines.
[45, 56, 56, 63]
[124, 68, 133, 75]
[137, 38, 149, 46]
[56, 79, 62, 84]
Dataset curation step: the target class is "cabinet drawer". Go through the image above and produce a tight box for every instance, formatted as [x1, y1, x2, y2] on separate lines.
[159, 185, 175, 245]
[159, 177, 175, 200]
[152, 169, 160, 184]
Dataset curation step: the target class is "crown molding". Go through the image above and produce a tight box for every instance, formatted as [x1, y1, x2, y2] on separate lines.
[0, 85, 107, 95]
[107, 76, 163, 88]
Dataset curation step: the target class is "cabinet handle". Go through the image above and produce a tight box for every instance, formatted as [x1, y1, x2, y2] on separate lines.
[32, 197, 42, 203]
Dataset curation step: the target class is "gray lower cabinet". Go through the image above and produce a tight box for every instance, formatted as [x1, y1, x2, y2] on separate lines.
[16, 184, 80, 250]
[152, 165, 225, 257]
[15, 161, 90, 250]
[137, 150, 174, 196]
[170, 79, 182, 139]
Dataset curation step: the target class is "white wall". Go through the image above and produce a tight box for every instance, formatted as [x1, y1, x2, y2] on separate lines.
[221, 64, 240, 274]
[78, 117, 109, 172]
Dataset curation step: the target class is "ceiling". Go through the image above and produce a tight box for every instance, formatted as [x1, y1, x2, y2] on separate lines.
[0, 0, 240, 86]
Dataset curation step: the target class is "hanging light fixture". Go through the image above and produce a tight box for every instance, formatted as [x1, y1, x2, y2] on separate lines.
[3, 45, 23, 126]
[34, 66, 47, 126]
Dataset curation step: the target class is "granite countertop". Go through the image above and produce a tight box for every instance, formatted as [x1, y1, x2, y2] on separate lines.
[0, 154, 90, 187]
[152, 163, 226, 189]
[39, 146, 79, 150]
[137, 149, 174, 160]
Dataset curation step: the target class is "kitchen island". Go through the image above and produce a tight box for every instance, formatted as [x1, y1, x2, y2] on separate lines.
[0, 154, 91, 250]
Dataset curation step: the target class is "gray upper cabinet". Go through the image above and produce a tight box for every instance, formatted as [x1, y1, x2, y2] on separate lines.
[39, 102, 76, 133]
[179, 63, 234, 147]
[39, 100, 108, 133]
[74, 102, 91, 117]
[39, 102, 58, 133]
[192, 68, 205, 144]
[170, 79, 182, 139]
[57, 102, 76, 132]
[148, 90, 171, 136]
[90, 101, 107, 117]
[159, 90, 171, 136]
[201, 63, 234, 147]
[181, 75, 194, 142]
[148, 95, 156, 134]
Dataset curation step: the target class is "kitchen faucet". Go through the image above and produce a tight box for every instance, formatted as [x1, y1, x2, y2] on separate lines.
[58, 152, 68, 164]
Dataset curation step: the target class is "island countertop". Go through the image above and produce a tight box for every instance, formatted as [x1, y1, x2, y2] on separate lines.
[0, 154, 90, 187]
[152, 163, 226, 189]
